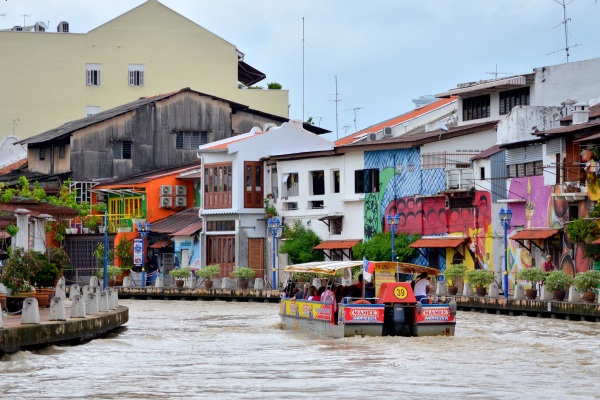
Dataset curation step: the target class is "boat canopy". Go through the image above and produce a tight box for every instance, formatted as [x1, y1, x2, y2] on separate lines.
[283, 261, 439, 276]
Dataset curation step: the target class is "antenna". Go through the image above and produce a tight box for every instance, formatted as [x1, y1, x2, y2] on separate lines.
[547, 0, 581, 62]
[22, 14, 31, 29]
[302, 17, 305, 122]
[342, 107, 364, 132]
[485, 64, 514, 79]
[330, 76, 341, 139]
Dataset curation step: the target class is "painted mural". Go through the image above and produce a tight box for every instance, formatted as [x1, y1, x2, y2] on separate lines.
[364, 148, 492, 273]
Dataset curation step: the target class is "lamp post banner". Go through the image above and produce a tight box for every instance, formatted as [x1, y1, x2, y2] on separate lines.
[134, 238, 143, 266]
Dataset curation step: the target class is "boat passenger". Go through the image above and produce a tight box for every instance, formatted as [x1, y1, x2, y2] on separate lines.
[307, 286, 319, 301]
[295, 283, 310, 300]
[413, 272, 433, 304]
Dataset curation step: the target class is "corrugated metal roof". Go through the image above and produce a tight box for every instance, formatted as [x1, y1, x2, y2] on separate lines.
[409, 236, 468, 249]
[510, 229, 560, 241]
[313, 239, 362, 250]
[150, 208, 201, 235]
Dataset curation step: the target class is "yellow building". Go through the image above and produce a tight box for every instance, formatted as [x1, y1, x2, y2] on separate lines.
[0, 0, 288, 140]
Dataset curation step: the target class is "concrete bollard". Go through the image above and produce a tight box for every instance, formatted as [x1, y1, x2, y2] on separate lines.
[488, 282, 500, 298]
[540, 286, 553, 301]
[89, 276, 99, 287]
[513, 283, 525, 300]
[70, 294, 87, 318]
[85, 292, 99, 315]
[49, 297, 67, 321]
[221, 277, 236, 289]
[185, 277, 196, 289]
[21, 298, 40, 324]
[69, 284, 81, 299]
[154, 277, 164, 288]
[55, 283, 67, 300]
[568, 285, 581, 303]
[436, 281, 447, 296]
[98, 290, 109, 312]
[122, 276, 134, 288]
[254, 278, 264, 290]
[462, 282, 473, 296]
[107, 288, 118, 309]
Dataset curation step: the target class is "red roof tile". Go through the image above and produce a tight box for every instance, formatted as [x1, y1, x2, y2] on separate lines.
[410, 237, 468, 248]
[511, 229, 561, 240]
[313, 239, 362, 250]
[334, 97, 457, 146]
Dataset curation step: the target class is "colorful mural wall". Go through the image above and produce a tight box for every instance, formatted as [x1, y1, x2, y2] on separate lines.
[364, 148, 492, 272]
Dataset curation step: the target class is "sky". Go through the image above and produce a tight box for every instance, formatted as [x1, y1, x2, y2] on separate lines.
[2, 0, 600, 141]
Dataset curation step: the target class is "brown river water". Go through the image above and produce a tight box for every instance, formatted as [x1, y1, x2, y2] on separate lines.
[0, 300, 599, 400]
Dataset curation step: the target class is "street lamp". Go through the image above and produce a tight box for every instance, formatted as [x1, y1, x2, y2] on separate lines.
[137, 221, 151, 288]
[499, 207, 512, 299]
[267, 217, 283, 289]
[386, 213, 400, 261]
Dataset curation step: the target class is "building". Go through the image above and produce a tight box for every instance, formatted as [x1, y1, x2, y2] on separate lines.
[0, 0, 288, 139]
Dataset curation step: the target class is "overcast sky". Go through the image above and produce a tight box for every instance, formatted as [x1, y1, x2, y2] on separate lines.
[2, 0, 600, 140]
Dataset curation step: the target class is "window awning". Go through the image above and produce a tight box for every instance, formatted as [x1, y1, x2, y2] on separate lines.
[314, 239, 361, 250]
[510, 228, 561, 241]
[150, 239, 173, 249]
[409, 237, 468, 248]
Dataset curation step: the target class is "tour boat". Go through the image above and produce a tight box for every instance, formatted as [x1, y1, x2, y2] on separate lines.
[279, 261, 456, 338]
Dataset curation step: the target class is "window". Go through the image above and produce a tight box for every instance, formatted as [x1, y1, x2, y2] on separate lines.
[499, 87, 530, 115]
[354, 169, 380, 193]
[128, 64, 145, 86]
[244, 161, 263, 208]
[310, 170, 325, 195]
[176, 131, 208, 150]
[331, 170, 340, 193]
[86, 63, 101, 86]
[204, 163, 233, 209]
[283, 173, 299, 197]
[39, 148, 46, 161]
[85, 106, 100, 116]
[58, 144, 66, 159]
[463, 95, 490, 121]
[206, 221, 235, 231]
[113, 141, 132, 160]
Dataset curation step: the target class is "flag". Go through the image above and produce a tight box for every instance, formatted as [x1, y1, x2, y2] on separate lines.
[363, 257, 376, 282]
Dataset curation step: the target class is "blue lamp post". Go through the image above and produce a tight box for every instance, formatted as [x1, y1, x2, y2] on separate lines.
[267, 217, 282, 289]
[137, 221, 151, 288]
[499, 207, 512, 299]
[386, 213, 400, 261]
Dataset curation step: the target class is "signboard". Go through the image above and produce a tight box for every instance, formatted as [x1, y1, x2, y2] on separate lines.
[339, 304, 385, 324]
[133, 238, 143, 266]
[414, 305, 455, 324]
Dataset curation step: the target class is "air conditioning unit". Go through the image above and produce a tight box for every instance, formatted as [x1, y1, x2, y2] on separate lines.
[175, 185, 187, 196]
[160, 185, 173, 196]
[174, 196, 187, 207]
[382, 127, 393, 137]
[160, 196, 173, 208]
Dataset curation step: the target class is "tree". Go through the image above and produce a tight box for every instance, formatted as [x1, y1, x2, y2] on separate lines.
[352, 232, 419, 262]
[279, 220, 324, 264]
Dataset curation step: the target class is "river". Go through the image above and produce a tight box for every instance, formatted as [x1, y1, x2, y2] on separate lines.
[0, 300, 599, 399]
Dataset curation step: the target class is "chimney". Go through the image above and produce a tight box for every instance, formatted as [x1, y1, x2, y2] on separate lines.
[572, 102, 590, 125]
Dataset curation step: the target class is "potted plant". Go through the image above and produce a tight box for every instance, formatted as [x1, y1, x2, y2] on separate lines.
[544, 270, 574, 301]
[170, 267, 191, 288]
[516, 267, 547, 300]
[264, 196, 277, 217]
[573, 269, 600, 302]
[465, 269, 495, 297]
[196, 264, 220, 289]
[230, 266, 256, 289]
[96, 265, 122, 286]
[443, 264, 467, 295]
